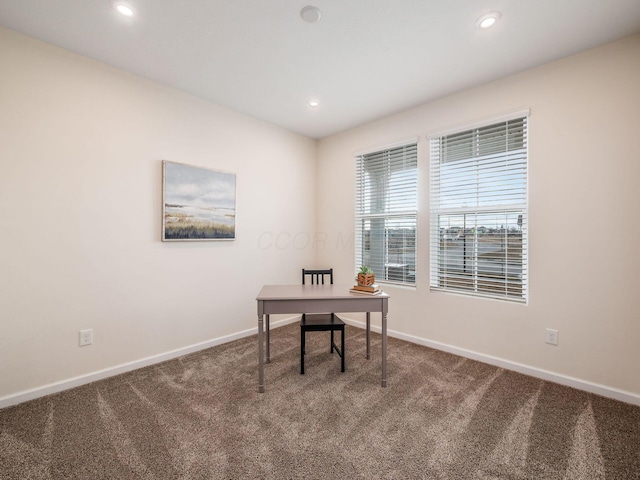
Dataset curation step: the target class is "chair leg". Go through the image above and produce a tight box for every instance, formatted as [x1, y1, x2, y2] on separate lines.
[300, 328, 305, 375]
[341, 326, 345, 372]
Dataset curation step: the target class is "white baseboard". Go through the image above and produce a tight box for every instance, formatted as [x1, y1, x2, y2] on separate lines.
[0, 316, 300, 410]
[3, 315, 638, 409]
[342, 317, 640, 407]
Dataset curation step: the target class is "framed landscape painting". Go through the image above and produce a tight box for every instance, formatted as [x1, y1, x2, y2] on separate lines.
[162, 161, 236, 241]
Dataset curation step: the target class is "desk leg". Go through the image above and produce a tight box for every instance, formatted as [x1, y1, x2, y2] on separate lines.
[258, 314, 265, 393]
[381, 311, 387, 387]
[366, 312, 371, 360]
[265, 314, 271, 363]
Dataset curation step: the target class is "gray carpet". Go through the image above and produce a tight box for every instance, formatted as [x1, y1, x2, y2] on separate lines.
[1, 323, 639, 479]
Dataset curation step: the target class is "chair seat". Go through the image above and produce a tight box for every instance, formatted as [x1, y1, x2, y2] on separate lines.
[300, 313, 345, 374]
[301, 313, 345, 330]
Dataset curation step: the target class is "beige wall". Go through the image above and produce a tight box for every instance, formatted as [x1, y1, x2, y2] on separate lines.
[316, 34, 640, 399]
[0, 27, 316, 401]
[2, 25, 639, 405]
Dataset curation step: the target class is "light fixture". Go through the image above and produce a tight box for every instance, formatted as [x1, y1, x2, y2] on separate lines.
[475, 11, 501, 29]
[300, 6, 322, 23]
[307, 99, 320, 108]
[114, 3, 135, 17]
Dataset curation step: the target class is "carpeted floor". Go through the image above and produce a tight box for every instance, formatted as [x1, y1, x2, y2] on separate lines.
[1, 323, 639, 479]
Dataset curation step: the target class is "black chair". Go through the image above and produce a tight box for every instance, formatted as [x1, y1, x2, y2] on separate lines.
[300, 268, 345, 374]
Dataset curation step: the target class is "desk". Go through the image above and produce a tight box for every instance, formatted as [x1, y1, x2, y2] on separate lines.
[256, 284, 390, 393]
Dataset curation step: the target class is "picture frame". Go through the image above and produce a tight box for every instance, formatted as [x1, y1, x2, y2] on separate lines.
[162, 160, 236, 241]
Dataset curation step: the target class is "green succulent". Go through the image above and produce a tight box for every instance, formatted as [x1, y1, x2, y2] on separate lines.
[359, 266, 373, 275]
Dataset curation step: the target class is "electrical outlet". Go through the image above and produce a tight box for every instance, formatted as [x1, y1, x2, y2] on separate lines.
[79, 329, 93, 347]
[545, 328, 558, 346]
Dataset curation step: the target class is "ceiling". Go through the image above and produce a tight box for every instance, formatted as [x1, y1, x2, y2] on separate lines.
[1, 1, 639, 139]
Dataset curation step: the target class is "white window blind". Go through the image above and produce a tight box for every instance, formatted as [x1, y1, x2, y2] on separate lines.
[356, 143, 418, 285]
[429, 116, 528, 302]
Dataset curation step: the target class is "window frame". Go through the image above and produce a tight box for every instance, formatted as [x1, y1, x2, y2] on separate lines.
[355, 139, 418, 287]
[429, 111, 529, 303]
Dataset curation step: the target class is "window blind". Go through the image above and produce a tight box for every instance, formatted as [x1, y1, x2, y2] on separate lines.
[355, 143, 418, 285]
[429, 116, 528, 301]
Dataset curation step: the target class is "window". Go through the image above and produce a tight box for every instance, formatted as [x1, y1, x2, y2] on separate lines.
[429, 113, 528, 302]
[355, 142, 418, 285]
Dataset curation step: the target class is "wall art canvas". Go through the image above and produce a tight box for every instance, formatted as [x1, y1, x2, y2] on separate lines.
[162, 161, 236, 241]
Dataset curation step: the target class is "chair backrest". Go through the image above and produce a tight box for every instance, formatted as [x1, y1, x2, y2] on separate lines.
[302, 268, 333, 285]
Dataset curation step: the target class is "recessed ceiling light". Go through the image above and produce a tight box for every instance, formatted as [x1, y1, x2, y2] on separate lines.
[300, 6, 322, 23]
[476, 11, 501, 29]
[307, 99, 320, 108]
[114, 3, 135, 17]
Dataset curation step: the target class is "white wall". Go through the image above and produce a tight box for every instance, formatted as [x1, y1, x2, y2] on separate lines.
[316, 34, 640, 401]
[0, 27, 316, 402]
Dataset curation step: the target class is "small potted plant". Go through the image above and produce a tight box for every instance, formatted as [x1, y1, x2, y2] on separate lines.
[357, 266, 375, 286]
